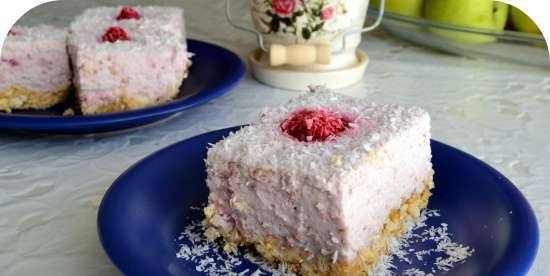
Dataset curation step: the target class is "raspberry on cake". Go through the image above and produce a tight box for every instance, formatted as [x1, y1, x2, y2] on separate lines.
[117, 6, 143, 20]
[101, 27, 130, 43]
[68, 26, 191, 114]
[69, 6, 186, 41]
[0, 25, 71, 112]
[204, 88, 434, 276]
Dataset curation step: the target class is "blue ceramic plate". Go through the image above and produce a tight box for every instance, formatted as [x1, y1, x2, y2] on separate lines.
[98, 126, 539, 276]
[0, 40, 245, 134]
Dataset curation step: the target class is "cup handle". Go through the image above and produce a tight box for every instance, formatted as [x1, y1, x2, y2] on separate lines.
[335, 0, 385, 53]
[361, 0, 385, 33]
[225, 0, 268, 51]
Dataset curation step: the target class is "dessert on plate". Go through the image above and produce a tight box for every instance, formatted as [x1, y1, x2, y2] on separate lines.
[203, 87, 434, 275]
[0, 6, 191, 115]
[68, 6, 191, 115]
[0, 25, 71, 112]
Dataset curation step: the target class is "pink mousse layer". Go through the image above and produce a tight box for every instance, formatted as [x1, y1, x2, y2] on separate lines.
[206, 89, 433, 261]
[0, 25, 71, 92]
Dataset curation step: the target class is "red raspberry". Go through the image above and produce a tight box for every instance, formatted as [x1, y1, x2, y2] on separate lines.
[101, 27, 130, 43]
[280, 109, 351, 142]
[116, 6, 142, 20]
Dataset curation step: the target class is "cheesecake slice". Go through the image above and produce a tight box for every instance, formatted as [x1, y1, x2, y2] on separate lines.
[204, 88, 434, 275]
[0, 25, 71, 112]
[68, 5, 190, 115]
[68, 25, 190, 115]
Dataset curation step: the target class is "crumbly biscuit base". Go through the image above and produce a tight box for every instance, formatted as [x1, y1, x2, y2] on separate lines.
[79, 83, 182, 115]
[0, 85, 71, 112]
[204, 178, 433, 276]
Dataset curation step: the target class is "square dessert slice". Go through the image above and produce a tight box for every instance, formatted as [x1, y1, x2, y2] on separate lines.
[68, 26, 190, 114]
[204, 88, 434, 276]
[0, 25, 71, 112]
[70, 6, 185, 41]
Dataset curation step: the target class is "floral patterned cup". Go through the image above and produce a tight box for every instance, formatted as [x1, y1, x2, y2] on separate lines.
[226, 0, 384, 67]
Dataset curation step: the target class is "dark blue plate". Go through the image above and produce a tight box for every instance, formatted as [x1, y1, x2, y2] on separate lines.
[0, 40, 245, 134]
[98, 126, 539, 276]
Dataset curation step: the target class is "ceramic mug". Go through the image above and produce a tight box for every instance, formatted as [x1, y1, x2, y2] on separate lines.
[226, 0, 385, 68]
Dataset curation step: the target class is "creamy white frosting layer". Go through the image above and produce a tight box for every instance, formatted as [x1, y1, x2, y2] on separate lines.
[206, 89, 433, 261]
[70, 6, 185, 41]
[0, 25, 71, 91]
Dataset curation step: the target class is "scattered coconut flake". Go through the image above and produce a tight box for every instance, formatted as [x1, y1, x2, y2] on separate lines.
[370, 209, 475, 275]
[176, 214, 295, 276]
[177, 207, 473, 276]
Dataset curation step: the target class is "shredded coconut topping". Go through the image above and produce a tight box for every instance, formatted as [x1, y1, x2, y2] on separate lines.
[207, 89, 430, 190]
[69, 6, 186, 50]
[5, 25, 67, 42]
[176, 207, 474, 275]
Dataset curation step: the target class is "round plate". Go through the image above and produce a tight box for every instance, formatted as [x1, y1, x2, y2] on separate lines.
[98, 126, 539, 276]
[0, 40, 245, 135]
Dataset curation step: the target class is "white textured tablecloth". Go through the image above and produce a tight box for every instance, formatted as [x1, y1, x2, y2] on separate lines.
[1, 0, 548, 275]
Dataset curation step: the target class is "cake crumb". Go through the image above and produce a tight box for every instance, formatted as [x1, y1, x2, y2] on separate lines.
[63, 108, 75, 117]
[331, 250, 339, 264]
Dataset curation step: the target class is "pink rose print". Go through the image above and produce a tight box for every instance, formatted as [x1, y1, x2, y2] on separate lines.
[321, 6, 335, 21]
[272, 0, 298, 18]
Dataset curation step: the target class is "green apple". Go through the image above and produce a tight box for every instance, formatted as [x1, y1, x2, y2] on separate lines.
[424, 0, 509, 44]
[371, 0, 424, 18]
[510, 7, 541, 34]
